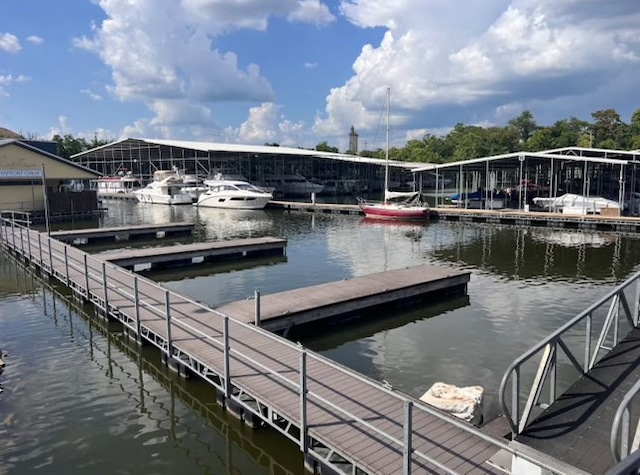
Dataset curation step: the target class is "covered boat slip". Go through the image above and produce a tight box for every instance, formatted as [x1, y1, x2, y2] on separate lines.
[414, 148, 638, 216]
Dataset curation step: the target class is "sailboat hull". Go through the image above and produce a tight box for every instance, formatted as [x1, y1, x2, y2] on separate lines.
[359, 203, 430, 220]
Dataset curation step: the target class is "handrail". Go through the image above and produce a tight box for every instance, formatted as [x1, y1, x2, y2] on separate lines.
[0, 218, 565, 474]
[606, 448, 640, 475]
[499, 266, 640, 436]
[611, 377, 640, 463]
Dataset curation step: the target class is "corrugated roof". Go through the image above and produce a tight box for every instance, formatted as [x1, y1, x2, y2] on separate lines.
[72, 137, 425, 170]
[0, 139, 101, 177]
[412, 151, 628, 173]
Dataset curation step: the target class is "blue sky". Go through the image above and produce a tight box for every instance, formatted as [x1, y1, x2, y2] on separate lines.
[1, 0, 640, 151]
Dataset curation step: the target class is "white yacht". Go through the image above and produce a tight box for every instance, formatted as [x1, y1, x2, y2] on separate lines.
[261, 173, 324, 196]
[179, 173, 208, 202]
[133, 170, 192, 205]
[196, 178, 273, 209]
[93, 172, 143, 195]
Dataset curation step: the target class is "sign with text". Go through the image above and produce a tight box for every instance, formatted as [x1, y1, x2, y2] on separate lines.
[0, 169, 43, 179]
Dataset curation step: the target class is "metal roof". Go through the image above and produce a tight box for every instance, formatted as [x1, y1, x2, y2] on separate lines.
[413, 151, 629, 173]
[540, 146, 640, 159]
[72, 137, 424, 170]
[0, 139, 101, 177]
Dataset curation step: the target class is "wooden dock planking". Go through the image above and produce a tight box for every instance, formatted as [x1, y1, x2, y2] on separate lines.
[97, 237, 287, 270]
[50, 223, 195, 243]
[216, 264, 470, 332]
[2, 225, 506, 474]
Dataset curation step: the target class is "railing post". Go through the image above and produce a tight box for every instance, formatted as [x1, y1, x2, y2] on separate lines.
[165, 290, 172, 360]
[614, 293, 620, 344]
[38, 232, 43, 268]
[48, 237, 53, 276]
[403, 400, 413, 475]
[223, 316, 231, 399]
[102, 262, 109, 315]
[621, 407, 630, 459]
[83, 254, 90, 299]
[635, 278, 640, 327]
[134, 276, 141, 337]
[19, 225, 24, 254]
[26, 225, 31, 258]
[585, 312, 592, 371]
[512, 366, 520, 435]
[11, 215, 15, 250]
[254, 288, 261, 327]
[300, 348, 308, 452]
[549, 340, 557, 402]
[64, 245, 69, 285]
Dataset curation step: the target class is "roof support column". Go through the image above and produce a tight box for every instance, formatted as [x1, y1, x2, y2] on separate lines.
[619, 165, 625, 207]
[582, 161, 588, 215]
[485, 160, 490, 210]
[518, 154, 524, 211]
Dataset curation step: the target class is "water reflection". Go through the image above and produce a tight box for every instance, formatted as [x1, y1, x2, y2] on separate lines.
[0, 259, 301, 475]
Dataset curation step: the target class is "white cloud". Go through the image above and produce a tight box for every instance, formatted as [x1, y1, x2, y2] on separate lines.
[315, 0, 640, 138]
[288, 0, 335, 26]
[305, 62, 318, 69]
[47, 115, 116, 142]
[0, 74, 30, 97]
[0, 33, 21, 53]
[227, 102, 305, 146]
[80, 89, 103, 101]
[26, 35, 44, 45]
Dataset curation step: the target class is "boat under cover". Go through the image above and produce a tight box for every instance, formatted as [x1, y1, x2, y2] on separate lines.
[358, 191, 430, 220]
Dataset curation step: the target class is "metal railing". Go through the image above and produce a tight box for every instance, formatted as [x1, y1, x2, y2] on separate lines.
[611, 377, 640, 464]
[499, 269, 640, 437]
[0, 216, 565, 474]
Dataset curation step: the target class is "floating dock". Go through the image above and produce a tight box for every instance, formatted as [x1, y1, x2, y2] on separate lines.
[50, 223, 195, 244]
[2, 218, 554, 475]
[98, 237, 287, 271]
[216, 264, 470, 333]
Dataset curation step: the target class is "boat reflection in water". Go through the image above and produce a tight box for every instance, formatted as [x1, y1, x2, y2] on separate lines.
[530, 229, 618, 248]
[195, 207, 276, 240]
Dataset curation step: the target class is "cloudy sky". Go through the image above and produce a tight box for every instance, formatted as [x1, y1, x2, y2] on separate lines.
[1, 0, 640, 150]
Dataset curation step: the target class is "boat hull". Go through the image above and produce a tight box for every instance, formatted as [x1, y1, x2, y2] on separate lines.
[359, 204, 430, 220]
[133, 192, 193, 205]
[195, 194, 271, 210]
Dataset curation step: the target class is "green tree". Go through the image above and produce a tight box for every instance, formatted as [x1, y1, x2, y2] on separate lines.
[53, 134, 90, 158]
[508, 110, 537, 142]
[590, 109, 623, 147]
[526, 128, 554, 151]
[315, 141, 339, 153]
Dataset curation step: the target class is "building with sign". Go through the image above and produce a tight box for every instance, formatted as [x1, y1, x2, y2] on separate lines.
[0, 139, 100, 213]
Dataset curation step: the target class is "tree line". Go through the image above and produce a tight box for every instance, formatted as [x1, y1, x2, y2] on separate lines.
[318, 108, 640, 163]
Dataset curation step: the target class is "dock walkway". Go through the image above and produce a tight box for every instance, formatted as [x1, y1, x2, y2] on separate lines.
[51, 223, 195, 243]
[216, 265, 469, 333]
[1, 220, 558, 474]
[98, 237, 287, 270]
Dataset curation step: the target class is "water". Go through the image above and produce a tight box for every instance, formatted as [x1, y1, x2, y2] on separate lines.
[3, 200, 640, 474]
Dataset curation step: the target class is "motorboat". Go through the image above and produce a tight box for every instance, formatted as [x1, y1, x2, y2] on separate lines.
[357, 88, 429, 221]
[132, 169, 193, 205]
[261, 173, 324, 196]
[533, 193, 621, 215]
[179, 173, 208, 202]
[196, 178, 273, 209]
[93, 172, 143, 194]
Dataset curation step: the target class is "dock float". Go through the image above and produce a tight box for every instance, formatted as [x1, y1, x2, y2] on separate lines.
[1, 218, 559, 475]
[98, 237, 287, 271]
[216, 264, 469, 333]
[268, 200, 363, 215]
[50, 223, 195, 244]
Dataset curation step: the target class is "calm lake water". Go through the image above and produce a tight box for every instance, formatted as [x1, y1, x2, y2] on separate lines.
[2, 200, 640, 474]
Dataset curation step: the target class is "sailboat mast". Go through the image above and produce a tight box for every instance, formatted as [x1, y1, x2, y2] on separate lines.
[384, 87, 390, 198]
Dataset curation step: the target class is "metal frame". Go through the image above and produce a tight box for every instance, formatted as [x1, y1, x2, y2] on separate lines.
[0, 216, 563, 475]
[499, 269, 640, 436]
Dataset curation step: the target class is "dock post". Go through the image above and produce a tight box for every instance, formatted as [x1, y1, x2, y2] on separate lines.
[63, 246, 69, 285]
[134, 276, 141, 338]
[254, 288, 261, 327]
[165, 290, 172, 360]
[223, 316, 231, 399]
[26, 225, 31, 258]
[83, 254, 90, 299]
[403, 400, 413, 475]
[102, 262, 109, 315]
[299, 348, 308, 453]
[584, 312, 592, 371]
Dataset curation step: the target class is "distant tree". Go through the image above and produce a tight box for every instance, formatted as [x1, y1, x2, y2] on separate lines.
[508, 110, 537, 142]
[590, 109, 623, 147]
[264, 142, 280, 147]
[315, 141, 339, 153]
[52, 134, 90, 158]
[525, 128, 554, 152]
[549, 117, 589, 148]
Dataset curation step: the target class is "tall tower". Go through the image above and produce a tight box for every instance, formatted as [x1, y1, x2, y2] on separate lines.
[348, 125, 358, 154]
